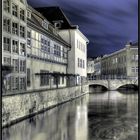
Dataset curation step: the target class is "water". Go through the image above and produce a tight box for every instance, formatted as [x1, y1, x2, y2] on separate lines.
[2, 90, 138, 140]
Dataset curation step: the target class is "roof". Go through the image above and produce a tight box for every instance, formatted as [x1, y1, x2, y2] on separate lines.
[35, 7, 77, 29]
[27, 7, 71, 48]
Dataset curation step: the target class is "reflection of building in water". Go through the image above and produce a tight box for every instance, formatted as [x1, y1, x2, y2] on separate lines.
[2, 96, 89, 140]
[75, 105, 88, 140]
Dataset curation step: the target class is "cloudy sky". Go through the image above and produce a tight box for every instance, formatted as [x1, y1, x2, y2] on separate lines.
[28, 0, 138, 57]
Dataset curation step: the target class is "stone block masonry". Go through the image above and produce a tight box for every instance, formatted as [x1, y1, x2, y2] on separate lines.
[2, 85, 89, 128]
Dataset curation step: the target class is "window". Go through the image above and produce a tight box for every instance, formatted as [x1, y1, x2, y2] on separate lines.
[54, 44, 61, 57]
[5, 77, 11, 92]
[12, 77, 19, 90]
[20, 26, 25, 38]
[131, 67, 135, 73]
[12, 22, 18, 35]
[132, 55, 135, 61]
[20, 60, 26, 72]
[13, 59, 19, 72]
[27, 11, 31, 19]
[62, 76, 64, 84]
[27, 68, 31, 87]
[3, 17, 10, 32]
[62, 48, 65, 58]
[27, 31, 31, 38]
[27, 31, 31, 47]
[12, 40, 18, 53]
[3, 0, 10, 13]
[124, 56, 126, 62]
[20, 43, 26, 56]
[80, 59, 82, 68]
[3, 37, 10, 52]
[19, 77, 26, 90]
[42, 38, 50, 53]
[20, 0, 23, 3]
[57, 74, 60, 85]
[136, 67, 138, 73]
[54, 44, 57, 55]
[78, 58, 80, 67]
[53, 77, 57, 85]
[83, 60, 85, 68]
[20, 9, 25, 21]
[135, 55, 138, 61]
[4, 57, 11, 65]
[42, 20, 48, 30]
[40, 70, 49, 86]
[12, 3, 18, 17]
[47, 40, 50, 53]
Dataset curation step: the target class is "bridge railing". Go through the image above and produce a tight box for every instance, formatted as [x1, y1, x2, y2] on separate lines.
[87, 76, 138, 81]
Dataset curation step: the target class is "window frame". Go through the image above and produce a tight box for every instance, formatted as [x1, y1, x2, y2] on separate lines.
[20, 8, 25, 21]
[12, 3, 18, 17]
[12, 22, 18, 35]
[3, 0, 10, 13]
[3, 17, 11, 33]
[3, 37, 11, 52]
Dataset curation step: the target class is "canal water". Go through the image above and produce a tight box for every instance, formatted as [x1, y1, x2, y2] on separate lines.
[2, 90, 138, 140]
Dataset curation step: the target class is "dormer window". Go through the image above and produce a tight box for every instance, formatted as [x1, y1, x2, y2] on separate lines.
[27, 10, 31, 19]
[42, 20, 48, 30]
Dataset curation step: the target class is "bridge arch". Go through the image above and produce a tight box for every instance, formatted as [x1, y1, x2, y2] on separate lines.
[89, 84, 108, 89]
[117, 84, 138, 90]
[89, 84, 108, 93]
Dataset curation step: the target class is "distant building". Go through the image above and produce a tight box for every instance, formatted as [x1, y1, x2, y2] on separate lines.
[94, 57, 102, 79]
[87, 58, 95, 79]
[101, 42, 138, 79]
[36, 7, 89, 85]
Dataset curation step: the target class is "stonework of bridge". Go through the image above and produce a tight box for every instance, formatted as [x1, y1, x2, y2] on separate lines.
[88, 79, 138, 90]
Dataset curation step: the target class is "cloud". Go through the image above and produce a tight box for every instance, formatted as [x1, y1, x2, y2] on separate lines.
[28, 0, 138, 57]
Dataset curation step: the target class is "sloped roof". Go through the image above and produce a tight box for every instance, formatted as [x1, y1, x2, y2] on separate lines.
[27, 9, 71, 48]
[35, 7, 77, 29]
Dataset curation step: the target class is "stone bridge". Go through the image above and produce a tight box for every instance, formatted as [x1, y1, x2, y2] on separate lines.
[88, 79, 138, 90]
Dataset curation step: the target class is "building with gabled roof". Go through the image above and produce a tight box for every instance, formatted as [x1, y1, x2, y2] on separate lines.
[35, 7, 89, 85]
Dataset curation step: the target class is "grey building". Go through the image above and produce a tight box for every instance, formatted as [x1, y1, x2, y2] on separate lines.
[94, 57, 102, 79]
[2, 0, 27, 94]
[2, 0, 73, 94]
[87, 58, 95, 79]
[101, 42, 138, 79]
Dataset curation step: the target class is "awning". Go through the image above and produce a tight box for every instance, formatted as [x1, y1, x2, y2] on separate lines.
[35, 72, 79, 77]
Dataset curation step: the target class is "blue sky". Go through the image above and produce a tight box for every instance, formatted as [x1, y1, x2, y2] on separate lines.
[28, 0, 138, 57]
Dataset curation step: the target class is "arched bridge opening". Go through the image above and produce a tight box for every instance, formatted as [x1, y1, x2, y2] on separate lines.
[117, 84, 138, 92]
[89, 84, 108, 93]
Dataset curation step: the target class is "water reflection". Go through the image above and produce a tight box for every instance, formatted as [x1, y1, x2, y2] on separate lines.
[88, 91, 138, 140]
[2, 90, 138, 140]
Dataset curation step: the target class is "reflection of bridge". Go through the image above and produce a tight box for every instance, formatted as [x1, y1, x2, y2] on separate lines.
[88, 79, 138, 90]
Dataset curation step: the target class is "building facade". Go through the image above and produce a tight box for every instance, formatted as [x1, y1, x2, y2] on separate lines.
[2, 1, 73, 94]
[35, 7, 89, 85]
[94, 57, 102, 79]
[87, 58, 95, 79]
[101, 42, 138, 79]
[2, 0, 27, 94]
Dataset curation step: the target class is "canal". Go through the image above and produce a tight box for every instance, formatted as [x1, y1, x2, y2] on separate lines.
[2, 90, 138, 140]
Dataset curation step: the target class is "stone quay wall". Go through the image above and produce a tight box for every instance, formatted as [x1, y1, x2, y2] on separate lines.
[2, 85, 89, 128]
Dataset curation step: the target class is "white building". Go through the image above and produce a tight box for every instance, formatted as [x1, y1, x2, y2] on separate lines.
[58, 29, 89, 77]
